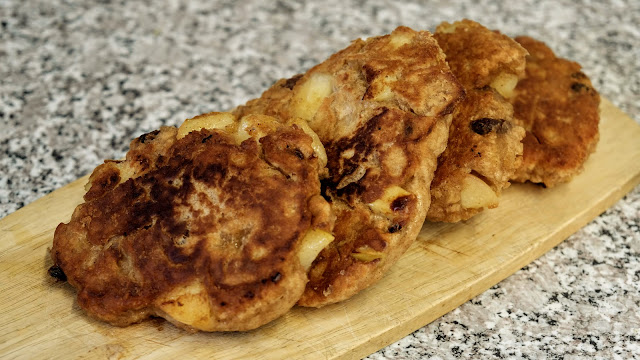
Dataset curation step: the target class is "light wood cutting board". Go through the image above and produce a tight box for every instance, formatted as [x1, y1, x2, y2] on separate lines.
[1, 99, 639, 360]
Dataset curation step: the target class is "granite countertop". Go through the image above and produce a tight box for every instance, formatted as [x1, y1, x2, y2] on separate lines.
[1, 0, 638, 358]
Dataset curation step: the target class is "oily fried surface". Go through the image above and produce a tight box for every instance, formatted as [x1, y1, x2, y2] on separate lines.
[428, 20, 526, 222]
[510, 36, 600, 187]
[235, 26, 464, 306]
[428, 89, 525, 222]
[51, 117, 330, 331]
[434, 19, 528, 90]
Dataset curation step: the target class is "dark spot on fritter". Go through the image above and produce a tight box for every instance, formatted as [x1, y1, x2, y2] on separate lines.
[362, 64, 380, 83]
[138, 130, 160, 144]
[193, 163, 226, 183]
[294, 148, 304, 159]
[283, 74, 303, 90]
[244, 291, 255, 299]
[325, 108, 388, 185]
[110, 246, 125, 262]
[220, 302, 227, 307]
[201, 134, 212, 143]
[48, 265, 67, 282]
[405, 124, 413, 136]
[470, 118, 509, 135]
[109, 173, 120, 186]
[320, 179, 333, 203]
[535, 182, 548, 188]
[335, 181, 364, 202]
[571, 82, 590, 93]
[136, 155, 150, 171]
[271, 272, 282, 283]
[388, 223, 402, 233]
[391, 196, 410, 212]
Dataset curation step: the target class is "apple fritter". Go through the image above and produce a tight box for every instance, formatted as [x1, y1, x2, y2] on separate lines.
[50, 112, 334, 331]
[509, 36, 600, 187]
[235, 26, 464, 306]
[433, 19, 528, 96]
[427, 20, 527, 222]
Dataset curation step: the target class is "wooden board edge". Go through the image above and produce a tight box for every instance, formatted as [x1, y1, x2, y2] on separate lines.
[0, 98, 638, 360]
[345, 178, 640, 360]
[0, 174, 89, 229]
[342, 99, 640, 358]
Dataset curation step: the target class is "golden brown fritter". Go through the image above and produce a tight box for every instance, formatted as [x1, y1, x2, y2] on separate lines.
[427, 89, 525, 222]
[509, 36, 600, 187]
[235, 26, 464, 306]
[51, 113, 333, 331]
[433, 19, 528, 92]
[427, 20, 527, 222]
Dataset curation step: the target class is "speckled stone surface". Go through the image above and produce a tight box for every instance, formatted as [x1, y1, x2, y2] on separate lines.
[1, 0, 638, 358]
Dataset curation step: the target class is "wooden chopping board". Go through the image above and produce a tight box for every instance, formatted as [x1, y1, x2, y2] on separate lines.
[1, 99, 639, 360]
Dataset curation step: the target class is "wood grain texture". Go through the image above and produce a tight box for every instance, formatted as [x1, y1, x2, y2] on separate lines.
[1, 98, 639, 360]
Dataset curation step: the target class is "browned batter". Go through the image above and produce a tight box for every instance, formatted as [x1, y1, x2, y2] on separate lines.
[428, 20, 527, 222]
[51, 114, 332, 331]
[235, 26, 464, 306]
[510, 36, 600, 187]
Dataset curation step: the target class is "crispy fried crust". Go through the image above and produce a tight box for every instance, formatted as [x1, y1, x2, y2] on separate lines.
[434, 19, 528, 89]
[510, 36, 600, 187]
[427, 20, 526, 222]
[427, 89, 525, 222]
[51, 117, 330, 331]
[235, 26, 464, 306]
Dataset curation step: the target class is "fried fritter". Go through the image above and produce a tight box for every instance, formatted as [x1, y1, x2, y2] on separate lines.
[509, 36, 600, 187]
[235, 26, 464, 306]
[427, 20, 527, 222]
[51, 113, 334, 331]
[434, 20, 528, 93]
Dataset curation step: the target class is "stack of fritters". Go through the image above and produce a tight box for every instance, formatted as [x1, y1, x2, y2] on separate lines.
[50, 21, 600, 332]
[235, 26, 464, 306]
